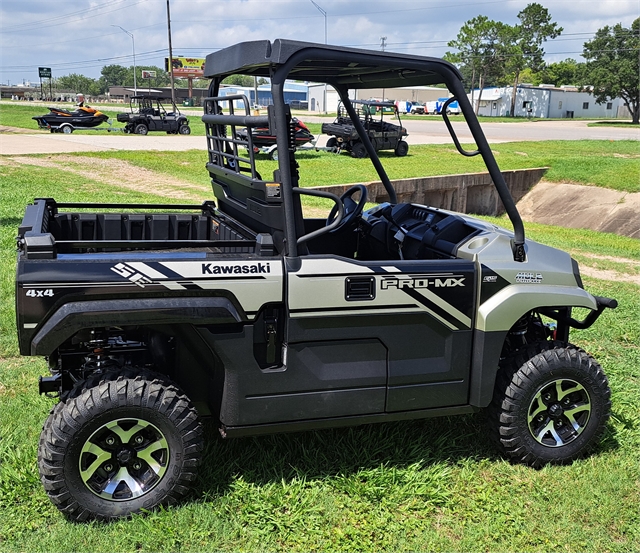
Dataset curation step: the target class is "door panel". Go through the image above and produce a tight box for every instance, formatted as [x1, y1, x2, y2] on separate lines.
[287, 256, 476, 413]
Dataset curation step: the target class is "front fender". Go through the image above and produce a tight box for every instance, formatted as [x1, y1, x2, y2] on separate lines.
[477, 285, 598, 333]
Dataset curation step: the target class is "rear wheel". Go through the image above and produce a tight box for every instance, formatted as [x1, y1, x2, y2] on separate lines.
[326, 137, 338, 152]
[38, 368, 203, 521]
[351, 141, 367, 158]
[134, 123, 148, 135]
[61, 125, 73, 134]
[487, 342, 610, 467]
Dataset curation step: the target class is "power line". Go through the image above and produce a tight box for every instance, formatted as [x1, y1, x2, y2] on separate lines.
[0, 0, 150, 33]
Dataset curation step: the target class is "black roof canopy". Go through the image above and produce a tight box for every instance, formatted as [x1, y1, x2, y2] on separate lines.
[203, 39, 462, 89]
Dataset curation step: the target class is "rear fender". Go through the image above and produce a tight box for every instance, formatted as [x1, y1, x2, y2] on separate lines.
[30, 297, 243, 355]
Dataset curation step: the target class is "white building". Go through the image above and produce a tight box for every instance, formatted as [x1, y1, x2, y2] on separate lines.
[307, 84, 447, 113]
[469, 85, 626, 118]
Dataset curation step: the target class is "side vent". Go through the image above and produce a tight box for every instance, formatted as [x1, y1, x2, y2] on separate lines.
[345, 276, 376, 301]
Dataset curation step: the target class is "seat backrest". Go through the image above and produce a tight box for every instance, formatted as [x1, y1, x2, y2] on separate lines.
[203, 95, 285, 235]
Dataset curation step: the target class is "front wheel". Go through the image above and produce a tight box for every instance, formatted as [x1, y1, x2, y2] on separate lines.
[487, 342, 611, 467]
[38, 368, 203, 521]
[134, 123, 148, 135]
[394, 140, 409, 157]
[178, 124, 191, 135]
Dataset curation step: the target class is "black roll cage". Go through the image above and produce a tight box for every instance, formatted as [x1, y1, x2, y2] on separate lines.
[202, 39, 526, 261]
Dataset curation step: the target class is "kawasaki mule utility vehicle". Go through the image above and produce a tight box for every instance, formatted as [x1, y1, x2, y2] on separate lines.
[322, 99, 409, 157]
[16, 40, 616, 521]
[116, 95, 191, 135]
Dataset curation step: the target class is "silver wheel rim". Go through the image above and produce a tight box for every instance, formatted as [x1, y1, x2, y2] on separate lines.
[527, 378, 591, 448]
[79, 418, 169, 501]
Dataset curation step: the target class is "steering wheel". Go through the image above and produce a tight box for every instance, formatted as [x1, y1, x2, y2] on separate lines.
[326, 184, 368, 233]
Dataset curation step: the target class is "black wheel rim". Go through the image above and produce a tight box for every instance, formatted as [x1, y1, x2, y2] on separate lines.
[79, 418, 169, 501]
[527, 378, 592, 447]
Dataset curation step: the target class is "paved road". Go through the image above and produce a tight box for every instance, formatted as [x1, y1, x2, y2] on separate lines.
[1, 118, 637, 155]
[313, 117, 640, 145]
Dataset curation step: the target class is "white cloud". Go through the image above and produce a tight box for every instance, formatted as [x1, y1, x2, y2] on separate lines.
[1, 0, 637, 83]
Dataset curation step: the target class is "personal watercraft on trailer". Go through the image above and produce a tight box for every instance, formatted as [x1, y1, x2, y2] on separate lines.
[32, 106, 109, 133]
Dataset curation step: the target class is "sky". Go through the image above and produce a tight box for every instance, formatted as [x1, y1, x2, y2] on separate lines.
[1, 0, 638, 85]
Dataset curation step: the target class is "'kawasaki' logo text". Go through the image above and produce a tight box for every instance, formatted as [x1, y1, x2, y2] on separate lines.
[202, 263, 270, 275]
[381, 275, 465, 290]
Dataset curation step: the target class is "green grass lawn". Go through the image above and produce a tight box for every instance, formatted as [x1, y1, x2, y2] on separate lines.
[587, 121, 640, 128]
[0, 145, 639, 552]
[58, 138, 639, 194]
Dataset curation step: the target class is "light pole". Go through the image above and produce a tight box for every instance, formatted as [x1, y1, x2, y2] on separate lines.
[309, 0, 327, 114]
[112, 25, 137, 95]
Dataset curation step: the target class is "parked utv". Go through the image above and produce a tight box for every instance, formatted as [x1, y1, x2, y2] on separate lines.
[117, 95, 191, 135]
[322, 99, 409, 157]
[16, 40, 616, 522]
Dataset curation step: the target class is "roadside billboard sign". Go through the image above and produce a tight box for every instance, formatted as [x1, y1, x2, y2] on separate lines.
[165, 57, 205, 78]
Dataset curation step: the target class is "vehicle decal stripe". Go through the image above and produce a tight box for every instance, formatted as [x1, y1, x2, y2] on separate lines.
[23, 282, 135, 288]
[160, 281, 187, 290]
[290, 303, 418, 314]
[126, 262, 169, 280]
[401, 287, 469, 329]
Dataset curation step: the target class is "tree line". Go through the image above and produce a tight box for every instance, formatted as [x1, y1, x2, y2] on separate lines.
[52, 69, 265, 99]
[444, 4, 639, 123]
[47, 6, 639, 123]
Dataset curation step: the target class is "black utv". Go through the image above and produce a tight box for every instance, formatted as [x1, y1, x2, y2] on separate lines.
[117, 95, 191, 135]
[322, 99, 409, 157]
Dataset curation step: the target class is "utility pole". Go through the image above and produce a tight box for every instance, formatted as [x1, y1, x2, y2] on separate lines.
[310, 0, 328, 113]
[166, 0, 177, 106]
[380, 37, 387, 101]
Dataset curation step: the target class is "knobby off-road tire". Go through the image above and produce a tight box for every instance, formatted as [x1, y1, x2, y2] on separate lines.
[38, 368, 203, 521]
[394, 140, 409, 157]
[350, 141, 367, 158]
[487, 341, 610, 467]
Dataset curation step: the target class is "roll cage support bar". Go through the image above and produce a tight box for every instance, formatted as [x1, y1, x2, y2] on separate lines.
[209, 46, 527, 262]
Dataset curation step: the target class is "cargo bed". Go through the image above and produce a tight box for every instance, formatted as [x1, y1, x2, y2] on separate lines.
[16, 199, 273, 259]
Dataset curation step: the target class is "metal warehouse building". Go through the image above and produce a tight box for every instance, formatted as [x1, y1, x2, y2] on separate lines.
[470, 85, 629, 119]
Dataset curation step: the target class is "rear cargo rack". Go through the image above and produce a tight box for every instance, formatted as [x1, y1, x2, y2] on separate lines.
[17, 199, 275, 259]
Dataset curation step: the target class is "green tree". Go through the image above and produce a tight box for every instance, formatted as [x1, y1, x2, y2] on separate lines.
[56, 73, 100, 96]
[222, 74, 256, 87]
[138, 65, 172, 88]
[100, 65, 129, 89]
[583, 18, 640, 124]
[505, 3, 562, 116]
[536, 59, 586, 86]
[446, 15, 489, 97]
[446, 16, 511, 113]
